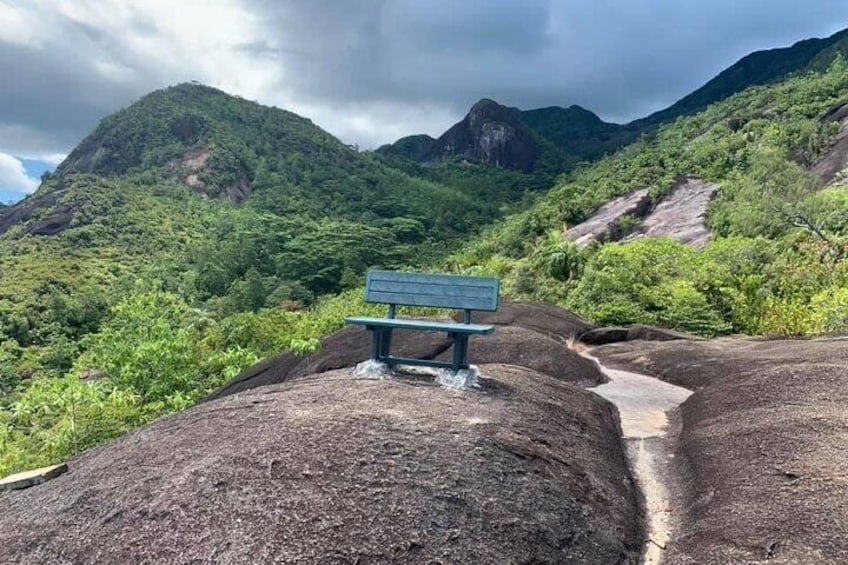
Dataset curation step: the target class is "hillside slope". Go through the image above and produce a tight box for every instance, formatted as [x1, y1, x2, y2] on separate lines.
[635, 27, 848, 127]
[0, 84, 537, 455]
[0, 83, 521, 320]
[381, 28, 848, 171]
[452, 57, 848, 337]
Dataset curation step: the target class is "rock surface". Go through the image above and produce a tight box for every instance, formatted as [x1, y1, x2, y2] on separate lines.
[0, 185, 73, 237]
[592, 336, 848, 564]
[205, 324, 451, 402]
[0, 364, 643, 564]
[580, 327, 631, 346]
[625, 175, 719, 248]
[459, 301, 596, 342]
[812, 102, 848, 185]
[436, 326, 606, 385]
[579, 324, 696, 346]
[208, 302, 597, 402]
[564, 188, 652, 247]
[625, 325, 696, 342]
[424, 99, 541, 172]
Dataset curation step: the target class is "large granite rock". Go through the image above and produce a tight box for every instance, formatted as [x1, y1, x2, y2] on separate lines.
[593, 336, 848, 564]
[459, 301, 596, 342]
[625, 175, 719, 248]
[579, 324, 696, 346]
[812, 103, 848, 185]
[0, 365, 643, 564]
[564, 188, 652, 247]
[208, 302, 598, 402]
[424, 99, 541, 172]
[205, 324, 451, 402]
[436, 325, 606, 385]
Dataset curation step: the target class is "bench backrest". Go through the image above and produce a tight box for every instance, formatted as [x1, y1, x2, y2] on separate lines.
[365, 270, 499, 319]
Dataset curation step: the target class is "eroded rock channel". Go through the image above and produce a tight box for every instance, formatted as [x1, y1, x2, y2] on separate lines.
[583, 353, 692, 565]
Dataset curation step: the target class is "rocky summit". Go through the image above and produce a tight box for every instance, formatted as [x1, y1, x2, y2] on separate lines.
[421, 99, 541, 172]
[1, 302, 846, 564]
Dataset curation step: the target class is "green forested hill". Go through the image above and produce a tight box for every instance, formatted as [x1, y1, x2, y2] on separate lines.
[0, 83, 528, 325]
[452, 57, 848, 337]
[634, 27, 848, 128]
[519, 105, 636, 161]
[0, 84, 548, 474]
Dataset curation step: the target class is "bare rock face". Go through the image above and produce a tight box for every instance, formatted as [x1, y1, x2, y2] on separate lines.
[592, 337, 848, 564]
[812, 103, 848, 185]
[579, 327, 632, 346]
[204, 324, 452, 402]
[425, 99, 541, 172]
[579, 324, 698, 346]
[166, 146, 252, 203]
[0, 182, 97, 238]
[564, 188, 652, 247]
[435, 325, 607, 385]
[459, 301, 596, 342]
[0, 365, 643, 564]
[625, 175, 719, 248]
[207, 302, 598, 402]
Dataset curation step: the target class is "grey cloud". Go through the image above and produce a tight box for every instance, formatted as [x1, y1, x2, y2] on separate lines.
[246, 0, 848, 126]
[0, 7, 162, 155]
[2, 0, 848, 155]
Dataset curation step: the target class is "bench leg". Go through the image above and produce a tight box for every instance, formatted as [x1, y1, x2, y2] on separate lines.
[368, 327, 394, 365]
[380, 328, 393, 364]
[369, 327, 380, 361]
[451, 334, 469, 372]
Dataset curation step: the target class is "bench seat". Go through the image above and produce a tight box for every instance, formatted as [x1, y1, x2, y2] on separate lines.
[345, 270, 499, 372]
[345, 317, 494, 334]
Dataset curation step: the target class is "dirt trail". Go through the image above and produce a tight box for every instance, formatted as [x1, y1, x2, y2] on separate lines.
[583, 353, 692, 565]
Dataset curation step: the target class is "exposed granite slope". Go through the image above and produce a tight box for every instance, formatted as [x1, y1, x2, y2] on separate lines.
[208, 302, 599, 402]
[563, 188, 651, 247]
[812, 103, 848, 185]
[625, 175, 719, 248]
[0, 364, 642, 564]
[593, 336, 848, 564]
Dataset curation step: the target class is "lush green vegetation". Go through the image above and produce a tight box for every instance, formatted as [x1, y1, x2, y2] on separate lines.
[1, 84, 548, 475]
[451, 57, 848, 337]
[3, 56, 848, 478]
[520, 105, 639, 161]
[0, 288, 384, 475]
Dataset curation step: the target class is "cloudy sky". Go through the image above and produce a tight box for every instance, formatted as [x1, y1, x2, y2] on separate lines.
[2, 0, 848, 201]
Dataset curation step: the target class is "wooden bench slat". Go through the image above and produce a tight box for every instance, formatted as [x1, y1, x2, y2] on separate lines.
[365, 270, 499, 311]
[368, 270, 497, 286]
[369, 280, 497, 298]
[346, 317, 494, 334]
[365, 293, 496, 312]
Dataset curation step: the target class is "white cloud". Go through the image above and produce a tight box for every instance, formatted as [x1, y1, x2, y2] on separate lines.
[0, 0, 41, 46]
[282, 99, 460, 149]
[34, 153, 67, 167]
[0, 153, 40, 193]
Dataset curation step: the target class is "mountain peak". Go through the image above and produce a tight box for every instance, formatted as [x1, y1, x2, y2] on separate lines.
[421, 99, 540, 171]
[53, 82, 336, 202]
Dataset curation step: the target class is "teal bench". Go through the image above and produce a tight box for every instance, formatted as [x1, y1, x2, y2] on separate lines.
[345, 270, 499, 372]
